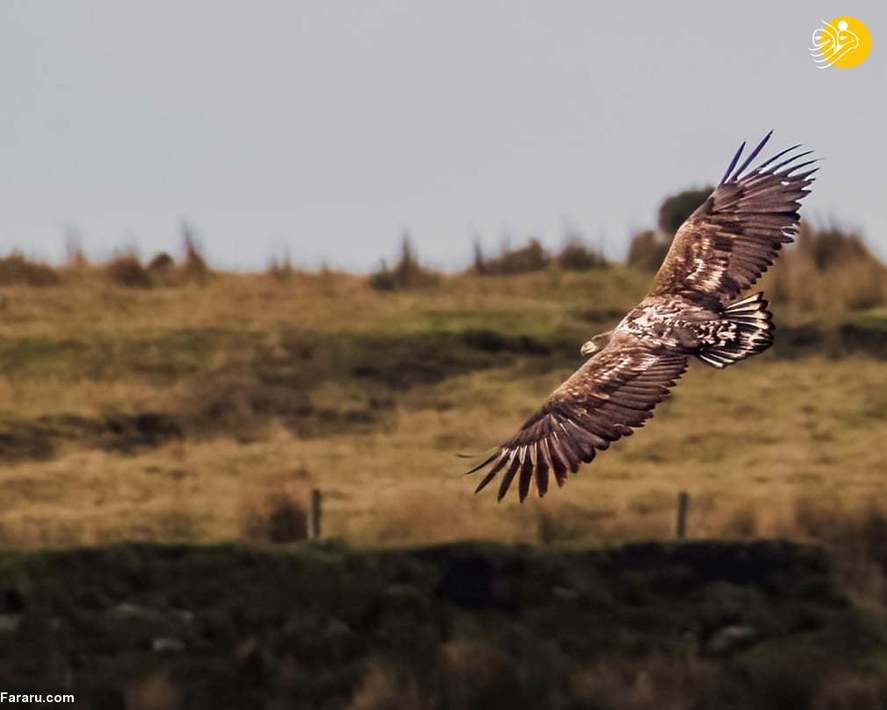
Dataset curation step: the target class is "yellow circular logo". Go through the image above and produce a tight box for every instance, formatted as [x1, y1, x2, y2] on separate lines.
[810, 16, 872, 69]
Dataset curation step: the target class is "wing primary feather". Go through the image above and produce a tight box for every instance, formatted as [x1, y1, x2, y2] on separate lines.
[778, 158, 818, 177]
[729, 130, 772, 182]
[719, 141, 745, 185]
[497, 455, 522, 501]
[767, 149, 814, 174]
[539, 437, 555, 472]
[555, 428, 582, 473]
[540, 437, 565, 487]
[465, 450, 502, 475]
[473, 451, 511, 493]
[534, 443, 550, 498]
[751, 143, 802, 172]
[518, 453, 534, 502]
[792, 168, 819, 181]
[548, 434, 573, 479]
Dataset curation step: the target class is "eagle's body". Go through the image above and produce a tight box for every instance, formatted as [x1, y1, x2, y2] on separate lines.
[617, 292, 771, 360]
[468, 132, 817, 501]
[621, 295, 720, 351]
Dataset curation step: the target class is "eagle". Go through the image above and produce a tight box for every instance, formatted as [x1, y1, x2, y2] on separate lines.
[468, 132, 817, 502]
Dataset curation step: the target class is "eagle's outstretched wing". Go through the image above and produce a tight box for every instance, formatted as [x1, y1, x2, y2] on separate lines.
[467, 332, 687, 501]
[648, 132, 817, 306]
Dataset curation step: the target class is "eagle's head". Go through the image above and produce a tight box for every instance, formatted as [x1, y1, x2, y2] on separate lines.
[580, 330, 613, 358]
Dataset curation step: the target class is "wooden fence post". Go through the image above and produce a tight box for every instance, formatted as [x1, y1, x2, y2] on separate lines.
[310, 488, 322, 540]
[676, 491, 689, 540]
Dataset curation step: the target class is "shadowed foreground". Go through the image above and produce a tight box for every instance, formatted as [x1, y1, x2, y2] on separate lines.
[1, 541, 885, 709]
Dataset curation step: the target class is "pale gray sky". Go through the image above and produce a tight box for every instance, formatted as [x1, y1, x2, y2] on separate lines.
[2, 1, 885, 270]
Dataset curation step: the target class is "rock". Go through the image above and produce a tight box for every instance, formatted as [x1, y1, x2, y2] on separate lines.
[108, 602, 193, 626]
[152, 637, 186, 654]
[108, 603, 166, 625]
[704, 625, 759, 657]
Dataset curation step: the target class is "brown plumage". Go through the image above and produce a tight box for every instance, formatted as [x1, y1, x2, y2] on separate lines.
[468, 132, 817, 501]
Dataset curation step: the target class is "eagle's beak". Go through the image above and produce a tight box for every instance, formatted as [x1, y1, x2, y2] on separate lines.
[580, 341, 596, 357]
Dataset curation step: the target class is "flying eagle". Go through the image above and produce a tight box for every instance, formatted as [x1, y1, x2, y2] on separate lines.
[468, 132, 817, 502]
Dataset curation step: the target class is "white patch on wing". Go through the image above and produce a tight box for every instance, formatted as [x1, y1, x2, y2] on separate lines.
[686, 253, 725, 292]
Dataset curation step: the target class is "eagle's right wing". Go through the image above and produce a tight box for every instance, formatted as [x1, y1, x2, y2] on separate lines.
[648, 132, 817, 306]
[467, 332, 687, 501]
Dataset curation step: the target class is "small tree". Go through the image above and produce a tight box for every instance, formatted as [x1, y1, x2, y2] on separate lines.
[471, 238, 488, 275]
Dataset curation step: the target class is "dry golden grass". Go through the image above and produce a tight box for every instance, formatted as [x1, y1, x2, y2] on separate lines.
[0, 354, 884, 551]
[0, 269, 884, 558]
[0, 267, 646, 341]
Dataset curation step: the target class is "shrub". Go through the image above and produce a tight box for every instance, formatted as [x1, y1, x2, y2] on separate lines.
[557, 240, 608, 271]
[144, 252, 176, 286]
[483, 238, 550, 275]
[369, 235, 438, 291]
[0, 253, 61, 287]
[147, 252, 175, 273]
[369, 260, 398, 291]
[104, 254, 152, 289]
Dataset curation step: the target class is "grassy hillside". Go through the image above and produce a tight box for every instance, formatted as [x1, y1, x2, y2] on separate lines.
[0, 255, 885, 708]
[0, 268, 885, 554]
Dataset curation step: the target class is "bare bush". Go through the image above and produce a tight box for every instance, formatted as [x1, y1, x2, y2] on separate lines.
[471, 239, 488, 275]
[267, 253, 294, 282]
[181, 221, 211, 283]
[482, 238, 550, 275]
[0, 253, 61, 287]
[557, 240, 608, 271]
[369, 234, 438, 291]
[105, 254, 152, 289]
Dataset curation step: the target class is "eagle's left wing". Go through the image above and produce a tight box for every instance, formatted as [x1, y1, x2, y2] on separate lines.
[468, 332, 687, 501]
[648, 132, 817, 306]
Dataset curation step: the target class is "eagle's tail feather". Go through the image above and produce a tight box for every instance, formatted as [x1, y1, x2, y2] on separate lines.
[697, 292, 773, 369]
